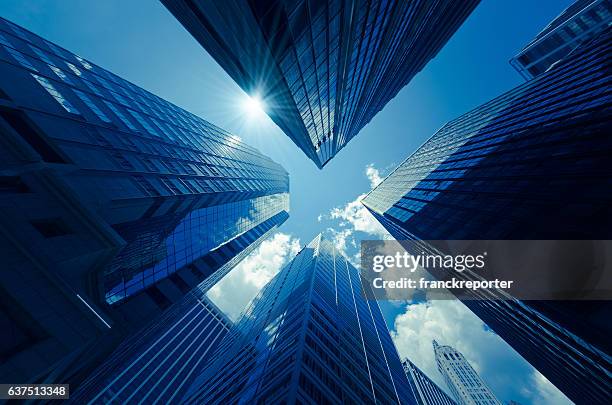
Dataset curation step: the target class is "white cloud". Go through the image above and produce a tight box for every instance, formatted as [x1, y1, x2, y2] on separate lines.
[366, 163, 383, 189]
[329, 194, 389, 239]
[392, 301, 488, 392]
[326, 163, 389, 240]
[320, 163, 391, 267]
[207, 232, 300, 321]
[327, 227, 353, 255]
[391, 300, 571, 404]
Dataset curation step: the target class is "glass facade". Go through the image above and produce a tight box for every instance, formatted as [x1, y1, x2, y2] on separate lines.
[106, 192, 289, 303]
[162, 0, 480, 168]
[0, 17, 288, 385]
[402, 358, 457, 405]
[362, 28, 612, 404]
[510, 0, 611, 79]
[72, 294, 231, 404]
[183, 235, 416, 403]
[72, 214, 288, 401]
[0, 17, 289, 304]
[433, 341, 500, 405]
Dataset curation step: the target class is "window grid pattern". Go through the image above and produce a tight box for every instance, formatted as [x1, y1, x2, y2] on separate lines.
[510, 0, 612, 79]
[171, 0, 479, 167]
[362, 29, 612, 405]
[0, 17, 290, 304]
[106, 193, 289, 303]
[0, 18, 288, 196]
[363, 29, 611, 240]
[73, 295, 231, 403]
[433, 342, 500, 405]
[184, 236, 416, 404]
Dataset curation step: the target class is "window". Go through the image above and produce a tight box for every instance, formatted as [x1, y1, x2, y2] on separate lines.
[83, 79, 103, 96]
[133, 175, 160, 196]
[30, 46, 54, 65]
[161, 177, 181, 194]
[65, 62, 82, 76]
[103, 100, 137, 130]
[49, 65, 74, 85]
[31, 74, 80, 114]
[75, 55, 93, 70]
[5, 47, 38, 71]
[110, 90, 129, 106]
[30, 218, 73, 238]
[110, 150, 134, 170]
[128, 109, 160, 136]
[73, 89, 111, 122]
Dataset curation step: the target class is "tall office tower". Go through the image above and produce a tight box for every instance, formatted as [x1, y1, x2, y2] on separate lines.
[362, 28, 612, 404]
[402, 358, 457, 405]
[183, 235, 416, 404]
[161, 0, 480, 168]
[68, 219, 282, 396]
[71, 293, 230, 404]
[0, 18, 289, 384]
[433, 341, 500, 405]
[510, 0, 611, 79]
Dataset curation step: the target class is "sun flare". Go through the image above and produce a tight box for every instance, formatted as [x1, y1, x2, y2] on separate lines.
[242, 93, 266, 118]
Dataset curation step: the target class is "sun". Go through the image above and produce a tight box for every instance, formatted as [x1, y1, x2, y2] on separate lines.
[242, 93, 266, 118]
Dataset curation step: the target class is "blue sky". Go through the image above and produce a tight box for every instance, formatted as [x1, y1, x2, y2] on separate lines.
[0, 1, 575, 403]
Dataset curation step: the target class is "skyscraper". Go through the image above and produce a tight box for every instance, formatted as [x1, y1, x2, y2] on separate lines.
[161, 0, 480, 168]
[71, 293, 231, 403]
[510, 0, 611, 79]
[183, 235, 416, 403]
[362, 28, 612, 404]
[433, 341, 500, 405]
[0, 17, 289, 384]
[403, 358, 457, 405]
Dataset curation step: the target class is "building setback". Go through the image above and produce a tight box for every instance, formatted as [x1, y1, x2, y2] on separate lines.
[0, 17, 289, 385]
[433, 341, 500, 405]
[183, 235, 416, 404]
[362, 28, 612, 404]
[510, 0, 611, 79]
[161, 0, 480, 168]
[403, 358, 457, 405]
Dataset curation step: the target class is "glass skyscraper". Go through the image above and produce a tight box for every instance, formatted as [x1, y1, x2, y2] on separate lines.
[362, 28, 612, 404]
[71, 293, 230, 403]
[403, 358, 457, 405]
[510, 0, 611, 79]
[433, 341, 500, 405]
[183, 235, 416, 404]
[161, 0, 480, 168]
[0, 17, 288, 385]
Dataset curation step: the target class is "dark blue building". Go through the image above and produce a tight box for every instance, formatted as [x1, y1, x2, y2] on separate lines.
[183, 235, 416, 404]
[362, 28, 612, 403]
[510, 0, 611, 79]
[402, 358, 457, 405]
[161, 0, 480, 168]
[0, 17, 289, 385]
[71, 293, 231, 403]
